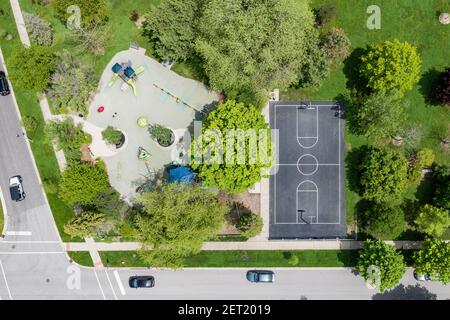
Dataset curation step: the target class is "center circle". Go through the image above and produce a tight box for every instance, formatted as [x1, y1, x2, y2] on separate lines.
[297, 154, 319, 176]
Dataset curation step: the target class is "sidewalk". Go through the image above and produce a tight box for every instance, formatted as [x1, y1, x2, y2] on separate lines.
[10, 0, 30, 47]
[65, 239, 437, 252]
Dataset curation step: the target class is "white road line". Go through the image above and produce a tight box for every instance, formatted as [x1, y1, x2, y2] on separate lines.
[113, 270, 126, 295]
[104, 270, 118, 300]
[5, 231, 32, 236]
[0, 260, 12, 300]
[93, 270, 106, 300]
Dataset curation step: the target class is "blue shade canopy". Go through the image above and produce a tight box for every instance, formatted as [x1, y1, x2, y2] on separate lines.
[168, 166, 195, 183]
[112, 63, 122, 73]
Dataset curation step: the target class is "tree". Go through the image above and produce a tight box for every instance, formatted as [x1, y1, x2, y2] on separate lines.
[64, 211, 105, 239]
[359, 147, 409, 201]
[413, 237, 450, 285]
[102, 126, 122, 145]
[408, 148, 435, 182]
[321, 27, 351, 62]
[46, 50, 96, 114]
[59, 162, 110, 206]
[8, 45, 54, 91]
[190, 100, 273, 193]
[135, 183, 228, 268]
[195, 0, 318, 106]
[236, 212, 263, 238]
[415, 205, 450, 237]
[362, 202, 406, 240]
[142, 0, 200, 61]
[432, 164, 450, 210]
[54, 0, 109, 28]
[92, 188, 123, 217]
[350, 92, 406, 139]
[69, 23, 110, 56]
[23, 11, 53, 46]
[435, 68, 450, 106]
[360, 39, 422, 98]
[356, 240, 406, 293]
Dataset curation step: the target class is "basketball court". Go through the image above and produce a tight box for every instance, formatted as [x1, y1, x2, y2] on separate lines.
[269, 101, 346, 239]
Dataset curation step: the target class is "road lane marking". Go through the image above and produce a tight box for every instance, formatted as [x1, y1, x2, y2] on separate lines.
[113, 270, 126, 295]
[93, 270, 106, 300]
[5, 231, 32, 236]
[0, 260, 12, 300]
[104, 270, 118, 300]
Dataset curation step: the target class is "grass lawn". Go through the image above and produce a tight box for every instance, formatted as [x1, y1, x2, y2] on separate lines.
[282, 0, 450, 238]
[100, 250, 417, 268]
[68, 251, 93, 267]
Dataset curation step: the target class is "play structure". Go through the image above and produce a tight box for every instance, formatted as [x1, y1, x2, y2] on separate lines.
[108, 62, 145, 96]
[152, 83, 203, 113]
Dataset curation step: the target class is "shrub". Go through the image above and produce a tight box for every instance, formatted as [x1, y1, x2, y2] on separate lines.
[64, 211, 106, 239]
[435, 68, 450, 106]
[433, 164, 450, 211]
[398, 123, 423, 151]
[360, 39, 422, 98]
[321, 28, 351, 62]
[314, 4, 336, 27]
[92, 188, 123, 217]
[54, 0, 109, 28]
[414, 204, 450, 237]
[129, 10, 139, 22]
[362, 202, 406, 240]
[102, 126, 122, 145]
[22, 11, 53, 46]
[69, 23, 110, 56]
[21, 116, 38, 133]
[408, 148, 435, 181]
[236, 212, 263, 238]
[288, 255, 299, 266]
[148, 124, 173, 146]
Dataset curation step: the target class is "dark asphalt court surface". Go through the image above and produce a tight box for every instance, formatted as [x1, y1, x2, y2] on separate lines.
[269, 101, 346, 239]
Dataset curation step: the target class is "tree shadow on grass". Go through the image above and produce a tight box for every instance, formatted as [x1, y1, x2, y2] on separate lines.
[337, 250, 359, 267]
[372, 284, 437, 300]
[415, 173, 437, 205]
[342, 47, 369, 93]
[345, 145, 370, 195]
[418, 68, 441, 106]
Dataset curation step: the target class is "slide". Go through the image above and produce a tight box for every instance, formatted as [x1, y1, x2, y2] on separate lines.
[127, 79, 137, 96]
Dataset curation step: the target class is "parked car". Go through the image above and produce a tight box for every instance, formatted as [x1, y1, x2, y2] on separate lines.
[414, 271, 439, 282]
[128, 276, 155, 288]
[0, 71, 10, 96]
[246, 270, 275, 283]
[9, 175, 25, 202]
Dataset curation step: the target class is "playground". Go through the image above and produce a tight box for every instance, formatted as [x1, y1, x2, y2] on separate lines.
[87, 49, 219, 200]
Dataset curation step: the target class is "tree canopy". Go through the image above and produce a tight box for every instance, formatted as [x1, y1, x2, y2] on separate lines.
[360, 39, 422, 98]
[362, 202, 406, 240]
[359, 147, 409, 201]
[59, 162, 110, 206]
[432, 164, 450, 211]
[190, 100, 273, 193]
[64, 211, 105, 239]
[135, 183, 228, 268]
[8, 45, 54, 92]
[356, 240, 406, 293]
[236, 212, 263, 238]
[54, 0, 109, 28]
[414, 204, 450, 238]
[413, 237, 450, 285]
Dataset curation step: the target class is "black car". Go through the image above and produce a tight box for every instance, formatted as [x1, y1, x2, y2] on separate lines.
[128, 276, 155, 288]
[246, 270, 275, 283]
[0, 71, 10, 96]
[9, 175, 26, 202]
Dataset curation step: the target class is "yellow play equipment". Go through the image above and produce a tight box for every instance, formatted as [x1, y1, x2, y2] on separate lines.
[108, 63, 145, 96]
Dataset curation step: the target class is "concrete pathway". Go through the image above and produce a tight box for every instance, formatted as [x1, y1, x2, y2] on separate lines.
[9, 0, 30, 47]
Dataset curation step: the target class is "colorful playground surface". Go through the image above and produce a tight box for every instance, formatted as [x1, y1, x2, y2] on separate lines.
[87, 49, 219, 201]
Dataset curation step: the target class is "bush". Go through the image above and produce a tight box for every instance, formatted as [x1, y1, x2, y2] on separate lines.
[321, 28, 351, 62]
[8, 45, 54, 91]
[360, 39, 422, 98]
[92, 188, 123, 217]
[408, 148, 435, 181]
[288, 255, 299, 266]
[21, 116, 38, 133]
[148, 124, 173, 146]
[69, 24, 110, 56]
[64, 211, 106, 239]
[46, 50, 96, 115]
[236, 212, 263, 238]
[414, 204, 450, 237]
[22, 11, 53, 46]
[435, 68, 450, 106]
[314, 4, 336, 27]
[398, 123, 423, 151]
[54, 0, 109, 28]
[359, 147, 409, 201]
[361, 202, 406, 240]
[129, 10, 139, 22]
[102, 126, 122, 145]
[432, 164, 450, 211]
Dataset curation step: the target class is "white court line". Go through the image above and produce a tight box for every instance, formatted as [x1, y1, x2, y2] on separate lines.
[5, 231, 32, 236]
[296, 106, 319, 149]
[0, 260, 12, 300]
[104, 270, 118, 300]
[113, 270, 126, 295]
[93, 270, 106, 300]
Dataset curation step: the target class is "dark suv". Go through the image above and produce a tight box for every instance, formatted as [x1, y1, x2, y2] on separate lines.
[0, 71, 10, 96]
[9, 176, 26, 202]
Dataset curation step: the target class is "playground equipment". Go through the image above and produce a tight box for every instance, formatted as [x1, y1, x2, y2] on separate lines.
[137, 146, 151, 160]
[152, 83, 203, 113]
[108, 62, 145, 96]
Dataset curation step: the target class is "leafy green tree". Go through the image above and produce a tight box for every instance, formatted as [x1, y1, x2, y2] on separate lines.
[191, 100, 273, 193]
[64, 211, 105, 239]
[236, 212, 263, 238]
[54, 0, 109, 28]
[414, 205, 450, 237]
[92, 188, 123, 217]
[195, 0, 317, 106]
[432, 164, 450, 210]
[350, 92, 406, 139]
[23, 11, 53, 46]
[413, 237, 450, 285]
[46, 50, 96, 114]
[356, 240, 406, 293]
[135, 183, 228, 268]
[102, 126, 123, 146]
[359, 147, 408, 201]
[142, 0, 200, 61]
[69, 23, 110, 56]
[408, 148, 435, 182]
[362, 202, 406, 240]
[59, 162, 110, 206]
[8, 45, 54, 91]
[321, 27, 351, 62]
[360, 39, 422, 97]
